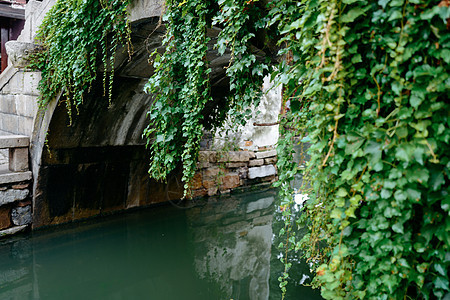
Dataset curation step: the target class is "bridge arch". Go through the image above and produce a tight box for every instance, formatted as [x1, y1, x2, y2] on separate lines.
[1, 0, 280, 229]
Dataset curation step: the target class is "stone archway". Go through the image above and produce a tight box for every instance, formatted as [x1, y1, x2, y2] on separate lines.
[30, 17, 234, 227]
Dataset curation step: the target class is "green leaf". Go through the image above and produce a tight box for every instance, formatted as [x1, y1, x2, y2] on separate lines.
[392, 222, 404, 234]
[336, 188, 348, 197]
[331, 208, 343, 219]
[387, 10, 402, 21]
[433, 277, 450, 291]
[341, 7, 365, 23]
[434, 264, 447, 276]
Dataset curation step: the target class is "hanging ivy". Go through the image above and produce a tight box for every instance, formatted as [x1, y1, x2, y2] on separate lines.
[143, 0, 269, 195]
[143, 0, 213, 195]
[272, 0, 450, 299]
[32, 0, 449, 298]
[31, 0, 131, 121]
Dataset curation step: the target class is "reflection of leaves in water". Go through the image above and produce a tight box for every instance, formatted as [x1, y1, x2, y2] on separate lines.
[187, 190, 276, 299]
[270, 193, 323, 300]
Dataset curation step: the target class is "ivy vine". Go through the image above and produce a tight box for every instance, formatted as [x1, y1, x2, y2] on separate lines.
[271, 0, 450, 299]
[32, 0, 131, 121]
[31, 0, 449, 298]
[143, 0, 269, 195]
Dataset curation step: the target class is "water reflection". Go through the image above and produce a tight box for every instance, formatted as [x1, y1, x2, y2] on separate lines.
[0, 188, 321, 299]
[187, 193, 275, 299]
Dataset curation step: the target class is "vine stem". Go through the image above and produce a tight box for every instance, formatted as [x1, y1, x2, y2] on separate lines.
[321, 104, 340, 167]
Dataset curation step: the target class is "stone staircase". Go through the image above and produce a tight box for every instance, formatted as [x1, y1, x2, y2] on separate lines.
[0, 135, 32, 238]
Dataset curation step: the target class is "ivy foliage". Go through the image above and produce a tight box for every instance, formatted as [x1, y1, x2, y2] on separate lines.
[271, 0, 450, 299]
[31, 0, 449, 297]
[143, 0, 213, 194]
[143, 0, 268, 195]
[32, 0, 131, 119]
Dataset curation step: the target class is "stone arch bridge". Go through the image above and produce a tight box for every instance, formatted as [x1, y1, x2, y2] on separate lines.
[0, 0, 281, 233]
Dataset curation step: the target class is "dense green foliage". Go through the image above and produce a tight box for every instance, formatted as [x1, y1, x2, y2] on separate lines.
[272, 0, 450, 299]
[143, 0, 268, 195]
[143, 0, 212, 194]
[33, 0, 449, 298]
[32, 0, 131, 120]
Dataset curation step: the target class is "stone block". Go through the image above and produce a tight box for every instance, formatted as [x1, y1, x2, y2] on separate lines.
[207, 186, 218, 196]
[0, 135, 29, 148]
[12, 183, 29, 189]
[198, 151, 210, 162]
[248, 165, 277, 179]
[15, 95, 38, 117]
[226, 162, 247, 168]
[0, 207, 11, 230]
[22, 72, 41, 96]
[255, 150, 277, 159]
[249, 159, 264, 167]
[0, 171, 32, 185]
[0, 113, 19, 134]
[191, 173, 203, 190]
[221, 173, 240, 190]
[192, 188, 208, 198]
[264, 157, 277, 164]
[9, 147, 29, 172]
[197, 161, 210, 169]
[209, 152, 217, 162]
[217, 151, 250, 162]
[11, 206, 32, 226]
[203, 179, 217, 189]
[17, 117, 34, 136]
[0, 95, 16, 114]
[0, 225, 27, 238]
[204, 167, 221, 178]
[0, 189, 29, 206]
[5, 41, 42, 69]
[248, 151, 256, 159]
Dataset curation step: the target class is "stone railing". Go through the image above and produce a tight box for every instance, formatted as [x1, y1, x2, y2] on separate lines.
[0, 135, 32, 238]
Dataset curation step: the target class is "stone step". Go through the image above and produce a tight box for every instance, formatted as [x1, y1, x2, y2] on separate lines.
[0, 165, 32, 185]
[0, 135, 29, 148]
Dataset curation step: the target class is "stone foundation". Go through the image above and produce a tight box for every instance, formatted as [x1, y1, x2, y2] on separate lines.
[191, 149, 277, 198]
[0, 181, 32, 237]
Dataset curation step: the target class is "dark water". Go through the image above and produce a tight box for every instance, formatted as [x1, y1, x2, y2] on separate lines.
[0, 188, 322, 299]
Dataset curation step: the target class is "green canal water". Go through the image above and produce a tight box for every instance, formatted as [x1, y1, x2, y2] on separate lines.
[0, 188, 322, 299]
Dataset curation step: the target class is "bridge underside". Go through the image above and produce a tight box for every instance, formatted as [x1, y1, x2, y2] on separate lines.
[32, 17, 258, 227]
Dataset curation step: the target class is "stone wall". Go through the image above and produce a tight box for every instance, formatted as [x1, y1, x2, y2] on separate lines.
[0, 136, 33, 238]
[0, 67, 40, 136]
[0, 180, 32, 238]
[191, 149, 277, 198]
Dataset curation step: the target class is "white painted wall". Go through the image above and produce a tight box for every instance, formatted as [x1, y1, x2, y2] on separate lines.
[214, 76, 282, 151]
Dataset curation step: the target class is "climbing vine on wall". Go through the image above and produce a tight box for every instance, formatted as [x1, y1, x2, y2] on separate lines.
[271, 0, 450, 299]
[32, 0, 131, 121]
[32, 0, 449, 298]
